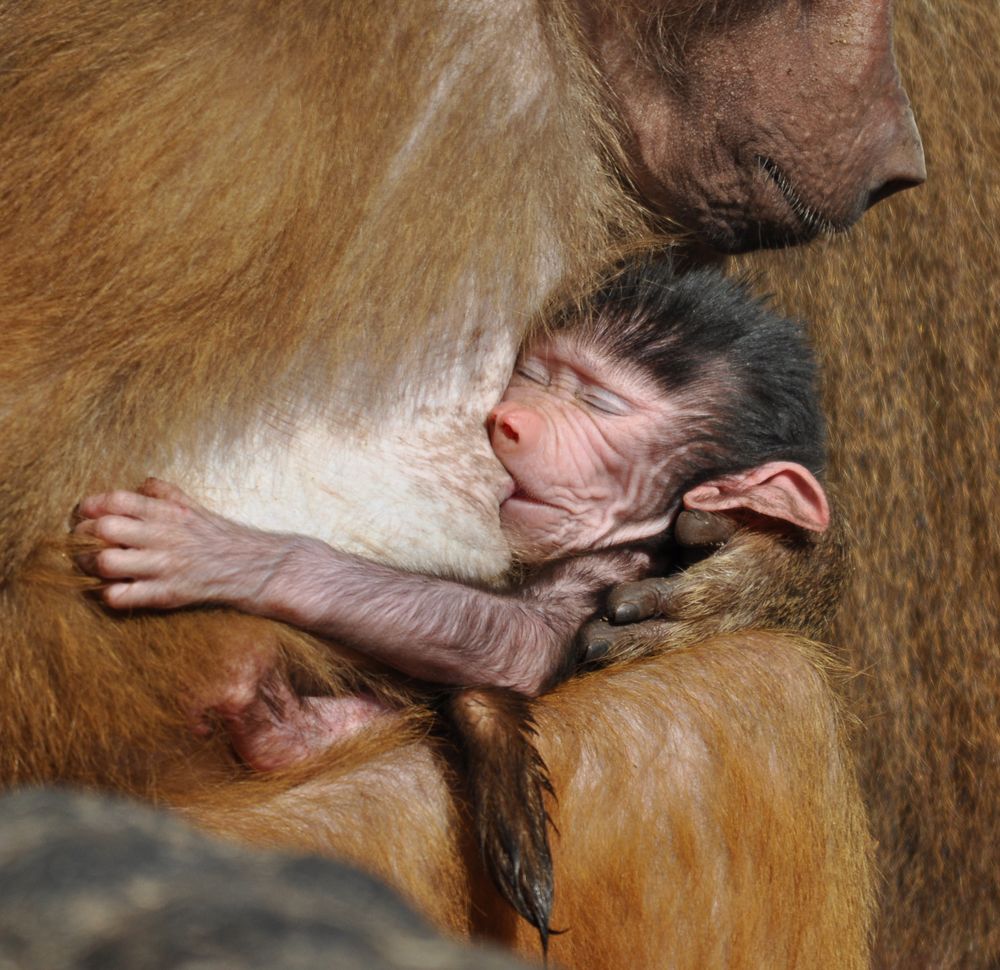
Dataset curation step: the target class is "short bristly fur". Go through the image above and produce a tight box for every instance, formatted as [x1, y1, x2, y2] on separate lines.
[737, 0, 1000, 962]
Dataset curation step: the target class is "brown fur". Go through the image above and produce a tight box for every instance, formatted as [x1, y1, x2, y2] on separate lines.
[533, 635, 872, 969]
[735, 0, 1000, 963]
[175, 634, 874, 970]
[446, 514, 850, 951]
[0, 0, 640, 783]
[0, 2, 875, 967]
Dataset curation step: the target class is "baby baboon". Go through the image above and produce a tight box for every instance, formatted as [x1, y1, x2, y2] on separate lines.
[77, 260, 828, 945]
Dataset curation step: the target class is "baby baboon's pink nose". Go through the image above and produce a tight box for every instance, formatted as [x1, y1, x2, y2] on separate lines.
[497, 416, 519, 442]
[489, 403, 538, 451]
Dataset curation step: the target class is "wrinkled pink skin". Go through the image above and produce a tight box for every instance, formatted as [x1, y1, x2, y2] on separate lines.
[490, 334, 676, 559]
[77, 333, 827, 770]
[185, 645, 391, 772]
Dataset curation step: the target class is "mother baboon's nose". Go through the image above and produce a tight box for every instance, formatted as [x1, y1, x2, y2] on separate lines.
[864, 102, 926, 209]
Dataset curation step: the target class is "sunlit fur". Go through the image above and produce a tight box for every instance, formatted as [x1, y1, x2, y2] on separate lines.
[0, 2, 874, 967]
[0, 0, 647, 785]
[737, 0, 1000, 963]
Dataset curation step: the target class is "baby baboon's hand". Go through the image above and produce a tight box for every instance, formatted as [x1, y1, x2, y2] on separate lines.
[546, 547, 653, 596]
[526, 547, 653, 623]
[74, 478, 295, 612]
[519, 548, 653, 690]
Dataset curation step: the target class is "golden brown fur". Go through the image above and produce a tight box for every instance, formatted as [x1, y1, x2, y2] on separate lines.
[0, 0, 640, 782]
[737, 0, 1000, 963]
[534, 635, 872, 968]
[177, 634, 874, 970]
[1, 2, 874, 966]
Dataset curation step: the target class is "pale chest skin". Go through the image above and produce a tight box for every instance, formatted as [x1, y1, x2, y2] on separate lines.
[161, 0, 566, 585]
[172, 321, 522, 584]
[75, 326, 675, 696]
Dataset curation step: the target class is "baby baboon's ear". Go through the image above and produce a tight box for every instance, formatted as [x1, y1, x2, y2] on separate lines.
[683, 462, 830, 533]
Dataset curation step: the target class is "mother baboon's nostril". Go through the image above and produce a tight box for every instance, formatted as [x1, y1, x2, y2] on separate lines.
[866, 174, 924, 209]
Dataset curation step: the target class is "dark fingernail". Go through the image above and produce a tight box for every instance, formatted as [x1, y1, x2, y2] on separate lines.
[613, 603, 640, 624]
[585, 640, 610, 662]
[676, 510, 737, 547]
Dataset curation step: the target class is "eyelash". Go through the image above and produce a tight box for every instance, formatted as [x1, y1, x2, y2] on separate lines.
[516, 365, 626, 415]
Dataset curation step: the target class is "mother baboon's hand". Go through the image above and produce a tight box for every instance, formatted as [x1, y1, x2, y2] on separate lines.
[577, 511, 848, 667]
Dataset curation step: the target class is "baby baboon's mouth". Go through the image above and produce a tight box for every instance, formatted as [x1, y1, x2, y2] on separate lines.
[755, 156, 846, 236]
[504, 485, 558, 510]
[498, 474, 517, 503]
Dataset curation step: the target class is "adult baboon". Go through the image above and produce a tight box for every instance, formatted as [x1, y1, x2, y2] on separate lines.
[74, 262, 833, 944]
[0, 1, 923, 966]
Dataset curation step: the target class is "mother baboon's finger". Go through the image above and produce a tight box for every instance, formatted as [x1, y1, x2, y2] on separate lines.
[675, 510, 738, 548]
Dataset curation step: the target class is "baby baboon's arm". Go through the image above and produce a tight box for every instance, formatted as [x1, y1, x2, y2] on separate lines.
[76, 481, 647, 695]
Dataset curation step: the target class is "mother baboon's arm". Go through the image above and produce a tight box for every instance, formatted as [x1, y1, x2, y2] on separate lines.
[579, 513, 849, 666]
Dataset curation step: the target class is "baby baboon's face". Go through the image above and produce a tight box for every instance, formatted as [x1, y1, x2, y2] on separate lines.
[488, 334, 677, 561]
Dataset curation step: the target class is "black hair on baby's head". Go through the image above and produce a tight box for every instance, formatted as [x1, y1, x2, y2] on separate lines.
[558, 255, 826, 494]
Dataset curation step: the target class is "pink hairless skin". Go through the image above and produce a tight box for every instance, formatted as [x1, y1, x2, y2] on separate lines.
[75, 331, 827, 770]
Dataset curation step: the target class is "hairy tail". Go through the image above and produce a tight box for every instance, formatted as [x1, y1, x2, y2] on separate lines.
[445, 687, 558, 953]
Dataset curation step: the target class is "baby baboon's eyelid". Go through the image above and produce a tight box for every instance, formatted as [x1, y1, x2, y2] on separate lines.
[515, 360, 550, 385]
[579, 387, 631, 416]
